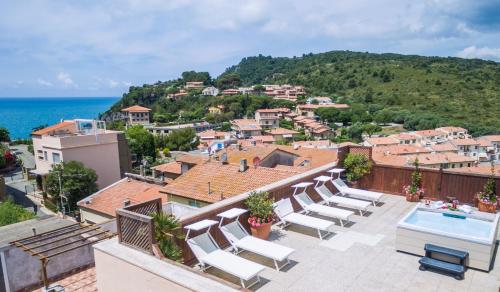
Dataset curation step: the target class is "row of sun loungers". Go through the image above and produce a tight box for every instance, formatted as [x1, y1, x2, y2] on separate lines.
[184, 170, 385, 288]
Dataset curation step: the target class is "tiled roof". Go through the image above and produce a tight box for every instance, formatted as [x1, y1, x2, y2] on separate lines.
[481, 135, 500, 142]
[256, 108, 290, 113]
[198, 130, 228, 139]
[175, 154, 207, 165]
[34, 267, 96, 292]
[429, 143, 457, 152]
[373, 145, 431, 156]
[161, 162, 298, 203]
[477, 139, 493, 147]
[365, 136, 399, 146]
[392, 133, 419, 140]
[121, 105, 152, 112]
[77, 178, 166, 217]
[436, 126, 467, 133]
[450, 138, 480, 146]
[447, 165, 500, 177]
[152, 161, 182, 174]
[298, 104, 350, 109]
[251, 135, 276, 143]
[414, 129, 442, 137]
[32, 120, 76, 135]
[231, 119, 262, 131]
[267, 128, 299, 135]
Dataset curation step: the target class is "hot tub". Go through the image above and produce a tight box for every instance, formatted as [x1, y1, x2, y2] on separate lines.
[396, 204, 499, 271]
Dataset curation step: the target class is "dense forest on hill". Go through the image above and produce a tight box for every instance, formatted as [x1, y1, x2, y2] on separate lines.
[104, 51, 500, 136]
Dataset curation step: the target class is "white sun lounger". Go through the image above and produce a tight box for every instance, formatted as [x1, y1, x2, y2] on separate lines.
[332, 178, 383, 206]
[314, 176, 371, 215]
[273, 198, 334, 240]
[217, 208, 295, 271]
[185, 219, 265, 288]
[291, 182, 354, 227]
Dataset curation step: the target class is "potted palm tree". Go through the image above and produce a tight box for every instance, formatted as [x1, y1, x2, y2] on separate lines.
[152, 212, 184, 262]
[343, 153, 372, 188]
[477, 163, 497, 213]
[403, 158, 425, 202]
[245, 191, 274, 240]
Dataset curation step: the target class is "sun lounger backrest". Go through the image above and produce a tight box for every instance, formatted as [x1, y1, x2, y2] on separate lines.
[316, 185, 333, 199]
[222, 221, 248, 244]
[274, 198, 295, 219]
[293, 191, 314, 210]
[187, 233, 219, 261]
[333, 178, 348, 189]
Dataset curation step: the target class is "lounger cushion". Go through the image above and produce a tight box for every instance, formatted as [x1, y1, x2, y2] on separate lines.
[202, 250, 265, 281]
[283, 212, 333, 231]
[305, 204, 353, 220]
[236, 236, 294, 262]
[315, 186, 371, 210]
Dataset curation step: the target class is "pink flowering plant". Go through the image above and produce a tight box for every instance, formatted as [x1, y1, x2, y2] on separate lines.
[245, 191, 274, 228]
[477, 162, 497, 205]
[404, 158, 424, 201]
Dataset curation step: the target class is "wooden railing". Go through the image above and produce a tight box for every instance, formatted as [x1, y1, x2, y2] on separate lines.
[115, 199, 162, 254]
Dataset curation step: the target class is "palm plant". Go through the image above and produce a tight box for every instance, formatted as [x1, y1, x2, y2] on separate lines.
[152, 212, 184, 261]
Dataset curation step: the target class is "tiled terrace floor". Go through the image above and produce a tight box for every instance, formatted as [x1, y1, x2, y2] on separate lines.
[207, 195, 500, 292]
[35, 267, 97, 292]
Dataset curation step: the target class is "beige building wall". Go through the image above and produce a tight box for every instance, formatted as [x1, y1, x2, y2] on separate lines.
[32, 131, 129, 189]
[94, 238, 238, 292]
[79, 207, 114, 224]
[166, 194, 210, 208]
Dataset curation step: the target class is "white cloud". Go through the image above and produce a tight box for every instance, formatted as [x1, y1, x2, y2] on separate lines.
[108, 79, 119, 88]
[457, 46, 500, 61]
[57, 72, 75, 87]
[37, 78, 53, 87]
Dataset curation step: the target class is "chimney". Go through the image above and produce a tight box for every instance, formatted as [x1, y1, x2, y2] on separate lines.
[123, 199, 131, 207]
[208, 182, 212, 194]
[240, 158, 248, 172]
[251, 140, 257, 146]
[181, 162, 189, 174]
[139, 165, 144, 177]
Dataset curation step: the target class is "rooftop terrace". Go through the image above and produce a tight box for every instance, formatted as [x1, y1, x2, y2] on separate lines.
[202, 194, 500, 291]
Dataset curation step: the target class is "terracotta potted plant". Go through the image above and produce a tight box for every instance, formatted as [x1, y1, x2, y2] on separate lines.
[477, 163, 497, 213]
[343, 153, 372, 188]
[245, 191, 274, 240]
[403, 158, 425, 202]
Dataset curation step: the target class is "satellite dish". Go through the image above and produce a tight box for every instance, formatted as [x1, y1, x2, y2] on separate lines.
[252, 156, 261, 168]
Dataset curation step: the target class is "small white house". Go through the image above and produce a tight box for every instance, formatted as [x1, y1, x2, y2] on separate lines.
[202, 86, 219, 96]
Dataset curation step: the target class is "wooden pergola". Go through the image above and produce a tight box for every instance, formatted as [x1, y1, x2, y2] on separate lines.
[10, 222, 115, 289]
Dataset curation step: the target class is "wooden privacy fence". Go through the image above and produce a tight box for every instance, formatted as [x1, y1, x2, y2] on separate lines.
[358, 163, 500, 204]
[115, 198, 162, 254]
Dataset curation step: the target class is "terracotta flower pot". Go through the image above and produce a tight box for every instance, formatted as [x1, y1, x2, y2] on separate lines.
[405, 192, 420, 202]
[478, 201, 497, 213]
[250, 221, 272, 240]
[349, 180, 360, 189]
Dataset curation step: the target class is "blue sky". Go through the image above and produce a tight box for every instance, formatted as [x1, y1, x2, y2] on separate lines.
[0, 0, 499, 97]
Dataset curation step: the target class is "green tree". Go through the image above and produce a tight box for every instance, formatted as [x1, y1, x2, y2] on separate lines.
[279, 119, 294, 130]
[0, 127, 10, 142]
[0, 200, 35, 227]
[153, 212, 184, 261]
[181, 71, 211, 84]
[345, 123, 364, 142]
[343, 153, 372, 182]
[45, 161, 98, 212]
[164, 128, 199, 151]
[253, 84, 265, 94]
[216, 72, 242, 89]
[315, 108, 340, 124]
[126, 125, 156, 160]
[362, 124, 382, 137]
[374, 109, 392, 125]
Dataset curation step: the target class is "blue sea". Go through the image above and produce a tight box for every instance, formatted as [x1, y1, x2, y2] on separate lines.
[0, 97, 119, 139]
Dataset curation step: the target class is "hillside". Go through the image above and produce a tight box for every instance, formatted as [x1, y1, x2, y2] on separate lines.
[104, 50, 500, 136]
[221, 51, 500, 135]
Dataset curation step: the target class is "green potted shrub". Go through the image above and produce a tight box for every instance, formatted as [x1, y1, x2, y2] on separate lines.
[153, 212, 184, 261]
[477, 163, 497, 213]
[343, 153, 372, 188]
[245, 191, 274, 240]
[403, 158, 425, 202]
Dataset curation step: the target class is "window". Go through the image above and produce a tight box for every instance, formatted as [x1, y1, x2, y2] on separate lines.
[188, 200, 200, 207]
[52, 153, 61, 164]
[468, 163, 471, 167]
[459, 163, 463, 167]
[43, 151, 48, 161]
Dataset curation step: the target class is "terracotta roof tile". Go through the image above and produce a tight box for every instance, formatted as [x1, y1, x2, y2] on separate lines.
[266, 128, 299, 135]
[450, 138, 480, 146]
[161, 162, 298, 203]
[365, 137, 399, 146]
[121, 105, 152, 112]
[481, 135, 500, 142]
[152, 161, 182, 174]
[176, 154, 208, 165]
[298, 104, 350, 110]
[32, 121, 76, 135]
[429, 143, 457, 152]
[77, 178, 166, 217]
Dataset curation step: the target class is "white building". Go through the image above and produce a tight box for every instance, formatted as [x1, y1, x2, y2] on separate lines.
[202, 86, 219, 96]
